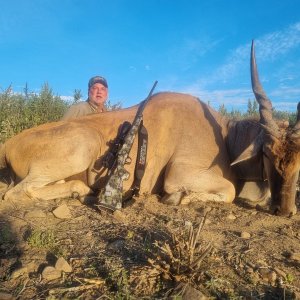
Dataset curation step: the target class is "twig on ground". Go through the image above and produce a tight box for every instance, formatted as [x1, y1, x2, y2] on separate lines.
[75, 276, 105, 285]
[16, 278, 29, 299]
[48, 283, 102, 295]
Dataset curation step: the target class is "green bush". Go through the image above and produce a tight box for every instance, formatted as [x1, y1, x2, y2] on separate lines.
[0, 83, 69, 142]
[218, 99, 297, 124]
[0, 82, 124, 143]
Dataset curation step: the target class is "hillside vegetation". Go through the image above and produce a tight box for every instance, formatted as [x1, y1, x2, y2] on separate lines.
[0, 84, 296, 143]
[0, 84, 122, 143]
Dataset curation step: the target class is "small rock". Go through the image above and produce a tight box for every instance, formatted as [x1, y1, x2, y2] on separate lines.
[180, 197, 191, 205]
[258, 268, 268, 277]
[113, 210, 127, 223]
[55, 257, 72, 273]
[73, 215, 85, 221]
[86, 231, 93, 238]
[289, 252, 300, 262]
[52, 204, 72, 219]
[184, 221, 193, 227]
[240, 231, 251, 239]
[10, 267, 28, 279]
[171, 283, 207, 300]
[227, 213, 236, 220]
[256, 259, 268, 268]
[269, 271, 277, 283]
[0, 292, 15, 300]
[181, 285, 207, 300]
[42, 266, 61, 281]
[248, 272, 260, 285]
[107, 239, 125, 253]
[26, 261, 39, 273]
[204, 218, 212, 225]
[259, 268, 277, 283]
[274, 267, 287, 279]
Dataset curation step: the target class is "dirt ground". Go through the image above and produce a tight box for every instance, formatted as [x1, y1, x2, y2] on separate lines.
[1, 193, 300, 299]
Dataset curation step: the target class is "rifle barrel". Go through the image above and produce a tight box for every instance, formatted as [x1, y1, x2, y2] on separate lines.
[137, 80, 158, 117]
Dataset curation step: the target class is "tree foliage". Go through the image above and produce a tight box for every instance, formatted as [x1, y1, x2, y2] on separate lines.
[0, 83, 69, 142]
[105, 99, 122, 111]
[73, 89, 82, 104]
[218, 99, 297, 124]
[0, 83, 123, 143]
[0, 84, 296, 144]
[246, 99, 258, 117]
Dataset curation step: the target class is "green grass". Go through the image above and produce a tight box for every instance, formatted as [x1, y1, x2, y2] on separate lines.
[27, 229, 56, 249]
[26, 228, 66, 257]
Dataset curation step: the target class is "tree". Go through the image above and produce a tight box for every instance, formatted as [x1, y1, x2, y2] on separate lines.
[229, 109, 242, 120]
[23, 82, 29, 100]
[218, 103, 228, 116]
[73, 89, 82, 104]
[246, 99, 258, 117]
[105, 99, 122, 111]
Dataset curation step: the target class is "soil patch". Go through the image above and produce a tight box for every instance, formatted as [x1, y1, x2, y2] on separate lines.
[1, 195, 300, 299]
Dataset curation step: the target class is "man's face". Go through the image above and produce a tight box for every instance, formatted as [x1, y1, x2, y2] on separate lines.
[88, 83, 108, 107]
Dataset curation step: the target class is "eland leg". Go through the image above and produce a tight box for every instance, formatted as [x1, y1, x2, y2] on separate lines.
[161, 161, 235, 205]
[3, 171, 92, 202]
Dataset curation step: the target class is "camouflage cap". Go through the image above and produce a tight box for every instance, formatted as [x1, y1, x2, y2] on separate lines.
[88, 76, 108, 89]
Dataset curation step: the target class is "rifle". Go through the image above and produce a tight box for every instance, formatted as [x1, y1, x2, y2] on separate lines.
[97, 81, 158, 212]
[101, 121, 132, 171]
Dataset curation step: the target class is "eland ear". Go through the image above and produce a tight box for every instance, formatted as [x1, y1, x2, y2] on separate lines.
[231, 131, 264, 166]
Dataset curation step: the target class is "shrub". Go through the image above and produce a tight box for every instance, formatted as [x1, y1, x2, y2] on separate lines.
[0, 83, 69, 142]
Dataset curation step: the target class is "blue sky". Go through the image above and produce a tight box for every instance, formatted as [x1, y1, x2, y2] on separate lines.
[0, 0, 299, 112]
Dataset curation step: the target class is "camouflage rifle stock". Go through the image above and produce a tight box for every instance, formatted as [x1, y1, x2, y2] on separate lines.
[97, 81, 158, 211]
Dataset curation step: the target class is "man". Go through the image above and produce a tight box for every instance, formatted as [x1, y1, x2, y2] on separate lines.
[62, 76, 108, 120]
